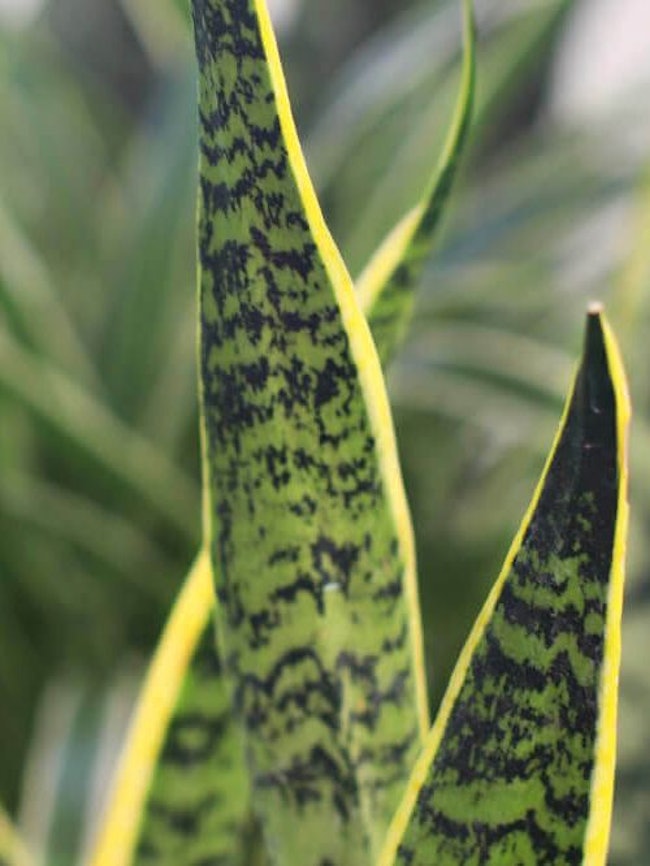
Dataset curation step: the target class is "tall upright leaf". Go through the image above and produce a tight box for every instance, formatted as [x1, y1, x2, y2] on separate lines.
[192, 0, 429, 863]
[90, 2, 477, 862]
[356, 0, 475, 368]
[376, 307, 629, 865]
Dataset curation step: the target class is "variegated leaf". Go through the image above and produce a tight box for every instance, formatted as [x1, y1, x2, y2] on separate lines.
[88, 552, 248, 866]
[356, 0, 475, 368]
[377, 308, 629, 866]
[89, 1, 476, 861]
[192, 0, 430, 863]
[92, 3, 474, 864]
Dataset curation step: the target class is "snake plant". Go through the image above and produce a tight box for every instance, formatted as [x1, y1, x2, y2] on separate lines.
[4, 1, 631, 865]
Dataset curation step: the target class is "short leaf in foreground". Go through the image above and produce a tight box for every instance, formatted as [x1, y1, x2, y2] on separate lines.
[89, 553, 249, 866]
[378, 308, 629, 866]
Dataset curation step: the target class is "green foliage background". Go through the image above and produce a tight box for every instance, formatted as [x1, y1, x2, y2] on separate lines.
[0, 0, 648, 863]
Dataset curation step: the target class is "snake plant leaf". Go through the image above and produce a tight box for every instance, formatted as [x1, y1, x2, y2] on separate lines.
[192, 0, 428, 863]
[356, 0, 475, 369]
[92, 0, 473, 860]
[89, 552, 248, 866]
[377, 308, 629, 866]
[128, 625, 248, 866]
[104, 12, 476, 853]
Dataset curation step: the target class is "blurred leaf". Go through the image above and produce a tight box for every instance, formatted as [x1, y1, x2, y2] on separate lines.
[16, 673, 139, 866]
[0, 329, 198, 541]
[116, 0, 191, 69]
[97, 70, 197, 433]
[0, 803, 33, 866]
[307, 0, 571, 273]
[0, 473, 169, 591]
[0, 200, 99, 390]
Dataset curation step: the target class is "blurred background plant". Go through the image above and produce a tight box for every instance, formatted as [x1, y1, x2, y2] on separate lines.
[1, 0, 649, 863]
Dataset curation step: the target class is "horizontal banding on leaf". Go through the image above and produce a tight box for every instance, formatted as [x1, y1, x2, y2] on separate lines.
[377, 309, 629, 866]
[192, 1, 428, 864]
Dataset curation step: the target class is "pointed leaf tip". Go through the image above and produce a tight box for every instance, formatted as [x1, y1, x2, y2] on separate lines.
[357, 0, 476, 367]
[377, 307, 629, 866]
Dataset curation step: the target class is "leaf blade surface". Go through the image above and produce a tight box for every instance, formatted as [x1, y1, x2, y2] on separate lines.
[192, 0, 428, 862]
[377, 308, 629, 866]
[89, 552, 248, 866]
[357, 0, 475, 368]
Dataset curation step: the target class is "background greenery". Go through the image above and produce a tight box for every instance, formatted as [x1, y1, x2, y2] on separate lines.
[1, 0, 649, 863]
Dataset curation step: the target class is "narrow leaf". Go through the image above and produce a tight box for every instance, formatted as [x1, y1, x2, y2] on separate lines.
[193, 0, 428, 863]
[357, 0, 475, 368]
[129, 628, 249, 866]
[89, 552, 248, 866]
[0, 199, 100, 390]
[0, 329, 198, 541]
[0, 474, 169, 585]
[378, 307, 629, 866]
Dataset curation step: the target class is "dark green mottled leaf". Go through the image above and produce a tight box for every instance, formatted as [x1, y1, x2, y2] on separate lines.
[130, 625, 248, 865]
[193, 0, 429, 864]
[89, 554, 248, 866]
[377, 308, 629, 866]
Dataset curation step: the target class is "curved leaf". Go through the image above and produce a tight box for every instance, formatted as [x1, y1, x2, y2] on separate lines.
[128, 627, 248, 866]
[377, 308, 629, 866]
[93, 1, 478, 860]
[357, 0, 475, 367]
[192, 0, 428, 863]
[88, 552, 248, 866]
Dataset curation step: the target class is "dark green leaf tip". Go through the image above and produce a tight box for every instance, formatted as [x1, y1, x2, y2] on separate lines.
[380, 304, 626, 866]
